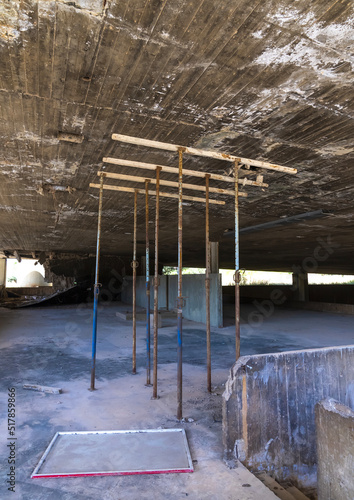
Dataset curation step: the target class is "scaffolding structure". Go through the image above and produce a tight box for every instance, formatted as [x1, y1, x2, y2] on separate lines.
[89, 134, 297, 418]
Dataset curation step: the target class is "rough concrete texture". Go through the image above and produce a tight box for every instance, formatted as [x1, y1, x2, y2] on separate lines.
[0, 1, 354, 273]
[316, 398, 354, 500]
[0, 303, 285, 500]
[223, 344, 354, 492]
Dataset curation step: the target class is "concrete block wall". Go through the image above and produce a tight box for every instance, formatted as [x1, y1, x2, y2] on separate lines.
[223, 345, 354, 491]
[167, 274, 223, 328]
[121, 275, 168, 310]
[316, 398, 354, 500]
[122, 273, 223, 328]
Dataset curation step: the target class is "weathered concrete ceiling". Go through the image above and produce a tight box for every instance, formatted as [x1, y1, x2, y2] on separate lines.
[0, 0, 353, 272]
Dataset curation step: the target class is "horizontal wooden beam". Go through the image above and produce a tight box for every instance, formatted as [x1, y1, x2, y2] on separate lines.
[58, 132, 84, 144]
[97, 171, 248, 197]
[89, 183, 226, 205]
[111, 133, 297, 174]
[102, 157, 267, 188]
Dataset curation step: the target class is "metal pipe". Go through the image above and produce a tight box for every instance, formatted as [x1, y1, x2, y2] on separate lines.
[132, 189, 138, 374]
[152, 167, 161, 399]
[235, 160, 241, 361]
[90, 173, 104, 390]
[177, 148, 184, 420]
[205, 174, 211, 392]
[145, 180, 151, 386]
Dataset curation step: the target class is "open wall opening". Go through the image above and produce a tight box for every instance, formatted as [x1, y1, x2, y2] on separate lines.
[222, 269, 354, 327]
[6, 258, 52, 288]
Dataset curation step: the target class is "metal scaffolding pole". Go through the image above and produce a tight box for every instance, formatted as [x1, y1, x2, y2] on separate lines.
[90, 173, 104, 390]
[205, 174, 211, 392]
[235, 160, 241, 361]
[145, 180, 151, 386]
[132, 189, 138, 374]
[152, 167, 161, 400]
[177, 148, 184, 420]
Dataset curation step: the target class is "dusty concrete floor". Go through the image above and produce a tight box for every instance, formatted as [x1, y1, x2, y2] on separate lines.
[0, 302, 353, 500]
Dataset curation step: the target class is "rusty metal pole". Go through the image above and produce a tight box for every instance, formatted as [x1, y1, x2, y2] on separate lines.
[205, 174, 211, 392]
[132, 189, 138, 374]
[90, 173, 104, 390]
[145, 179, 152, 386]
[177, 148, 184, 420]
[152, 167, 161, 399]
[235, 160, 241, 360]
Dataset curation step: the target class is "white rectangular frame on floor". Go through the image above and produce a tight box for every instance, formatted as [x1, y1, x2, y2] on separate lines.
[31, 428, 193, 478]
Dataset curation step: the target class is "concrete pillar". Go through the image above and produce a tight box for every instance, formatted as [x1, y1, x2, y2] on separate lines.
[0, 258, 6, 286]
[0, 258, 6, 297]
[316, 398, 354, 500]
[210, 242, 219, 274]
[292, 271, 309, 301]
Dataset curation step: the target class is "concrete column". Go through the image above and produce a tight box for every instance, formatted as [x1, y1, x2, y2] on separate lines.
[292, 271, 309, 301]
[316, 398, 354, 500]
[0, 258, 6, 297]
[0, 258, 6, 286]
[210, 242, 219, 274]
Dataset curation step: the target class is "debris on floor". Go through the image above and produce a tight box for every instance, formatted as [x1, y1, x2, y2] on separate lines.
[23, 384, 62, 394]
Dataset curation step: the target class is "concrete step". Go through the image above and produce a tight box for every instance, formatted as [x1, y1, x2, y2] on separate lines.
[254, 472, 297, 500]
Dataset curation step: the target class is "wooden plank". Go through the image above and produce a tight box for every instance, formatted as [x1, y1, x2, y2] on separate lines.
[97, 171, 247, 197]
[89, 183, 225, 205]
[102, 157, 267, 187]
[285, 485, 311, 500]
[111, 134, 297, 174]
[23, 384, 62, 394]
[254, 472, 296, 500]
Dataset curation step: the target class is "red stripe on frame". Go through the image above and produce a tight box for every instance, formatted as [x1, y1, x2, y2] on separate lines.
[32, 468, 193, 479]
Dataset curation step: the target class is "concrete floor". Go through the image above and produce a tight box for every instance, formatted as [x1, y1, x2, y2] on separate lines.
[0, 302, 353, 500]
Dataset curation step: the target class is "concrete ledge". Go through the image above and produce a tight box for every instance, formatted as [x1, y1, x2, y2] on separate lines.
[6, 285, 54, 296]
[223, 345, 354, 491]
[316, 398, 354, 500]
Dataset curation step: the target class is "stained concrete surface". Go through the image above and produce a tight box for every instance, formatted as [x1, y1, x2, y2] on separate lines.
[223, 345, 354, 491]
[0, 302, 353, 499]
[316, 398, 354, 500]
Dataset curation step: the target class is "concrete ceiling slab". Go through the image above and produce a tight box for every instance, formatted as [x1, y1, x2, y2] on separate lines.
[0, 0, 353, 272]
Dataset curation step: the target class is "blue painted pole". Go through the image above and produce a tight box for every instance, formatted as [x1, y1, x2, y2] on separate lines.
[145, 179, 152, 386]
[177, 148, 184, 420]
[90, 173, 104, 390]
